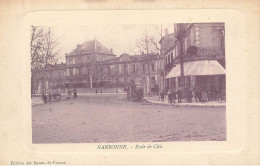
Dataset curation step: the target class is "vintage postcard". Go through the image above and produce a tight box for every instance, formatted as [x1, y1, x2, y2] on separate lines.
[0, 0, 259, 165]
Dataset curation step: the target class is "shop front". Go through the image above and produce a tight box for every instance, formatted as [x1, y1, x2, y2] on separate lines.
[165, 60, 226, 91]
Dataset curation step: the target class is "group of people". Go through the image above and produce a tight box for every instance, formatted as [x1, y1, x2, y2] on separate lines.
[67, 88, 77, 99]
[42, 88, 78, 104]
[42, 90, 61, 104]
[160, 85, 225, 104]
[160, 88, 183, 104]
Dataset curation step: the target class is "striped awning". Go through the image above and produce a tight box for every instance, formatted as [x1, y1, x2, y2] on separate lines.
[166, 60, 226, 78]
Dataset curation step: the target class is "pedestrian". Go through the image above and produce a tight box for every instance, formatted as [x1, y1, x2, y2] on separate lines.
[194, 87, 200, 103]
[187, 88, 193, 103]
[160, 90, 165, 102]
[168, 90, 173, 103]
[73, 88, 77, 98]
[165, 89, 169, 103]
[48, 92, 52, 103]
[202, 87, 208, 102]
[42, 94, 47, 104]
[177, 88, 182, 103]
[67, 89, 71, 99]
[172, 89, 177, 104]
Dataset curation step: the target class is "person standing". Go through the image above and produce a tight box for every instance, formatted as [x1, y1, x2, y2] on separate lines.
[194, 87, 199, 103]
[73, 88, 77, 98]
[165, 89, 169, 103]
[42, 94, 47, 104]
[187, 88, 193, 103]
[67, 89, 71, 99]
[168, 90, 173, 103]
[202, 87, 208, 102]
[173, 89, 177, 104]
[48, 91, 52, 103]
[160, 90, 165, 102]
[177, 88, 182, 103]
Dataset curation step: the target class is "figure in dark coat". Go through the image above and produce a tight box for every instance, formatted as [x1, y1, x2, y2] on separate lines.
[73, 88, 77, 98]
[42, 94, 47, 104]
[48, 92, 52, 103]
[177, 88, 182, 103]
[169, 89, 177, 104]
[187, 88, 193, 103]
[160, 90, 165, 102]
[172, 90, 177, 103]
[195, 88, 200, 103]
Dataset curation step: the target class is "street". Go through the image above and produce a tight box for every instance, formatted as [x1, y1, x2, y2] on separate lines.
[32, 94, 226, 143]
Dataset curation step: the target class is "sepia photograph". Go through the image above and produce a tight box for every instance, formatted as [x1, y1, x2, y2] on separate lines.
[31, 23, 226, 143]
[1, 0, 260, 164]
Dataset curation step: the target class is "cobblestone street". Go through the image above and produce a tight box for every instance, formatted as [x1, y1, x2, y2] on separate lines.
[32, 94, 226, 143]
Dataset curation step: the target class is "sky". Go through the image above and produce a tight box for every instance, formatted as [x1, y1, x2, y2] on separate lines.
[52, 24, 174, 62]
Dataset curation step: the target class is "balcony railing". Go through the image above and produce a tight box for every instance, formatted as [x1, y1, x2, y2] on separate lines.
[186, 46, 224, 57]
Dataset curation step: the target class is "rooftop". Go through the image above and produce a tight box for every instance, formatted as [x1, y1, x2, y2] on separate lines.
[67, 40, 115, 56]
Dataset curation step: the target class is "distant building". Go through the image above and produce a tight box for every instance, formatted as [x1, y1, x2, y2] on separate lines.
[32, 40, 161, 95]
[161, 23, 226, 92]
[31, 63, 67, 94]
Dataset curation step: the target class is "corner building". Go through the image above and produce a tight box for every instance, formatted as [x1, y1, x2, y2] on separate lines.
[161, 23, 226, 92]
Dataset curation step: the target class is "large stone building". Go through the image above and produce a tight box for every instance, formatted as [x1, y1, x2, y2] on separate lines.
[32, 39, 161, 95]
[161, 23, 226, 92]
[31, 63, 67, 94]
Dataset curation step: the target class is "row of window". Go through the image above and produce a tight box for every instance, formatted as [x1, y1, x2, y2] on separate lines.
[67, 63, 157, 76]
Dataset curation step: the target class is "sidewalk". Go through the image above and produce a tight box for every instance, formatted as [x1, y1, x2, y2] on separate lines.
[31, 92, 127, 107]
[143, 96, 226, 108]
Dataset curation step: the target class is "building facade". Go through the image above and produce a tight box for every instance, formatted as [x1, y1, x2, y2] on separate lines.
[161, 23, 226, 93]
[31, 63, 67, 94]
[32, 40, 161, 95]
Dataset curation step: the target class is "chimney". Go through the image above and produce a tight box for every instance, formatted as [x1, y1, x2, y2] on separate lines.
[77, 44, 82, 50]
[142, 51, 144, 55]
[94, 38, 97, 51]
[165, 28, 169, 36]
[110, 48, 113, 53]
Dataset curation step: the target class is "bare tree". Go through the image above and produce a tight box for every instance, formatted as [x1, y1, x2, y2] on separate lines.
[31, 26, 44, 70]
[135, 25, 162, 96]
[31, 26, 61, 95]
[135, 26, 162, 54]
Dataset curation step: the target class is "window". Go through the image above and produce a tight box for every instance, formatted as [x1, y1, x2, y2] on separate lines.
[152, 63, 155, 71]
[79, 68, 82, 75]
[108, 66, 111, 74]
[100, 68, 103, 74]
[124, 65, 127, 73]
[69, 68, 73, 76]
[142, 64, 145, 72]
[195, 27, 200, 46]
[133, 65, 135, 73]
[171, 52, 174, 62]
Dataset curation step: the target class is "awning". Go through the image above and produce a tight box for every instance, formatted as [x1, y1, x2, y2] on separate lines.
[166, 60, 226, 78]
